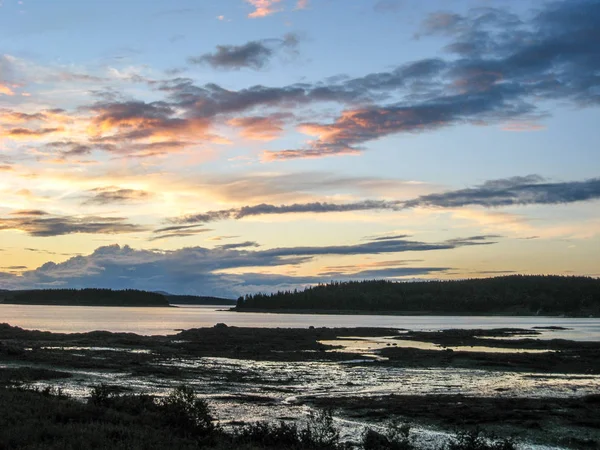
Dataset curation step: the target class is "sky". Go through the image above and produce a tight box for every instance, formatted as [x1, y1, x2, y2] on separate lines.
[0, 0, 599, 297]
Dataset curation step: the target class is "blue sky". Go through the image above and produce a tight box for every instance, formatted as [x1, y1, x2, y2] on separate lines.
[0, 0, 599, 297]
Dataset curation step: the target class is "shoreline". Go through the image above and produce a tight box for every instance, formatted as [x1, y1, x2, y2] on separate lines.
[233, 307, 599, 318]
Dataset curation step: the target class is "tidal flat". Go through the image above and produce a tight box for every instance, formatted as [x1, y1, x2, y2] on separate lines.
[1, 323, 599, 449]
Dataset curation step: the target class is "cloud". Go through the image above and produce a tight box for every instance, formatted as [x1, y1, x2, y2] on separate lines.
[264, 82, 533, 160]
[3, 1, 599, 169]
[170, 175, 600, 225]
[245, 0, 283, 18]
[228, 114, 291, 140]
[10, 210, 48, 216]
[404, 176, 600, 209]
[84, 187, 154, 205]
[86, 100, 226, 148]
[3, 127, 64, 139]
[263, 0, 600, 159]
[173, 200, 402, 225]
[189, 33, 299, 70]
[216, 241, 260, 250]
[0, 211, 146, 237]
[0, 237, 484, 295]
[150, 224, 213, 241]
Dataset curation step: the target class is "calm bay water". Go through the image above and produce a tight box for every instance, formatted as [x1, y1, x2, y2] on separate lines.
[1, 304, 599, 340]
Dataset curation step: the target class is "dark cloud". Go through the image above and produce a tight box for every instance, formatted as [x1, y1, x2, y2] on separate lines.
[404, 176, 600, 208]
[215, 241, 260, 250]
[264, 82, 534, 160]
[189, 33, 299, 70]
[173, 200, 401, 225]
[84, 187, 154, 205]
[170, 175, 600, 225]
[256, 235, 496, 259]
[367, 234, 411, 242]
[0, 237, 480, 296]
[0, 213, 146, 237]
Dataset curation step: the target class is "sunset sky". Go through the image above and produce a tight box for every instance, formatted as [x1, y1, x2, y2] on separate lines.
[1, 0, 599, 297]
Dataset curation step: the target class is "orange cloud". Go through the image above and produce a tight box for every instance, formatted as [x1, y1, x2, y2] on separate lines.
[228, 115, 287, 141]
[87, 101, 227, 147]
[246, 0, 282, 18]
[0, 83, 16, 96]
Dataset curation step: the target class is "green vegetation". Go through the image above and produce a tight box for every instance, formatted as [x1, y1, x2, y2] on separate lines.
[0, 385, 518, 449]
[235, 275, 600, 316]
[0, 288, 170, 307]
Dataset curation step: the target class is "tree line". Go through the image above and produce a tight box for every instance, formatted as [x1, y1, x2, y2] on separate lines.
[235, 275, 600, 316]
[4, 288, 169, 307]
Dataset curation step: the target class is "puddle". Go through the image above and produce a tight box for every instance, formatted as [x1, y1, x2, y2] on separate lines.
[38, 346, 151, 354]
[320, 336, 552, 355]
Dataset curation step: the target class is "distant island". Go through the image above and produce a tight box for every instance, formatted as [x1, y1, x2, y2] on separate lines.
[0, 289, 170, 307]
[235, 275, 600, 317]
[162, 294, 236, 306]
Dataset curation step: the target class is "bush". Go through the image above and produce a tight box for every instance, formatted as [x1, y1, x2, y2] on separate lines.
[235, 421, 303, 447]
[88, 383, 118, 407]
[159, 385, 215, 435]
[301, 409, 341, 449]
[444, 429, 517, 450]
[363, 420, 413, 450]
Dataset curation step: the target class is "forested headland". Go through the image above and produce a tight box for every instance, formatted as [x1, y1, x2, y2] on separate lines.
[235, 275, 600, 316]
[0, 288, 170, 307]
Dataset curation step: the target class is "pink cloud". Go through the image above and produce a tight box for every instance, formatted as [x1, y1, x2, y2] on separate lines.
[246, 0, 283, 18]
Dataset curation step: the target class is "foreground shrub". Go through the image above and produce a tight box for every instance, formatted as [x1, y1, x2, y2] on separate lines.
[236, 421, 303, 447]
[159, 385, 215, 435]
[301, 408, 341, 448]
[444, 429, 517, 450]
[363, 420, 413, 450]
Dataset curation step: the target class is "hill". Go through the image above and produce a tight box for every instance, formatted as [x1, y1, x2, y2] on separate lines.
[235, 275, 600, 317]
[0, 288, 170, 307]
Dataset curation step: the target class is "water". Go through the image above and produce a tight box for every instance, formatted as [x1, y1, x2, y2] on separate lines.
[2, 304, 598, 449]
[1, 304, 599, 339]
